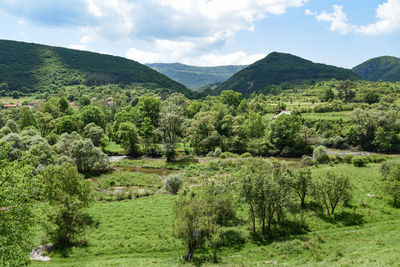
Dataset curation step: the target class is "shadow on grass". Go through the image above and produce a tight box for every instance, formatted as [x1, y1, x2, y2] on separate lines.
[316, 210, 365, 226]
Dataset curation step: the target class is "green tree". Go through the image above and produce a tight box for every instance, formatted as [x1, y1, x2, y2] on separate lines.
[314, 171, 352, 216]
[58, 97, 70, 113]
[18, 106, 37, 129]
[84, 123, 105, 147]
[0, 144, 38, 266]
[117, 122, 140, 156]
[55, 115, 79, 134]
[287, 168, 312, 208]
[337, 80, 355, 104]
[79, 95, 91, 107]
[321, 87, 334, 102]
[157, 96, 184, 161]
[188, 112, 221, 155]
[136, 95, 161, 127]
[220, 90, 242, 109]
[268, 114, 308, 156]
[42, 163, 93, 246]
[80, 105, 105, 129]
[382, 163, 400, 207]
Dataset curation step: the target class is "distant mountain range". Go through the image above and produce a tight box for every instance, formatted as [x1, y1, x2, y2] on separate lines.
[216, 52, 361, 97]
[0, 40, 196, 98]
[1, 39, 400, 99]
[146, 63, 246, 90]
[352, 56, 400, 82]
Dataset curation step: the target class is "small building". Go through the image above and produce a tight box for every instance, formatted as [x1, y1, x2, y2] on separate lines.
[2, 103, 21, 109]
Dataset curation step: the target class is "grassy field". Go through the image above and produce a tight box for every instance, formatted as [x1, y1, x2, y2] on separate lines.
[31, 158, 400, 266]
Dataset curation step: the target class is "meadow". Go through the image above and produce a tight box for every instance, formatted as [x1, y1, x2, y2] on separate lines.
[31, 157, 400, 266]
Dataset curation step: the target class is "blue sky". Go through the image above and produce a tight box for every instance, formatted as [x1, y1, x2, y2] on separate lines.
[0, 0, 399, 67]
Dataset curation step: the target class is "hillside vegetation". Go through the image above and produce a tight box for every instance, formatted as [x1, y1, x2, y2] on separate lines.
[0, 40, 196, 98]
[146, 63, 246, 90]
[353, 56, 400, 82]
[217, 52, 361, 97]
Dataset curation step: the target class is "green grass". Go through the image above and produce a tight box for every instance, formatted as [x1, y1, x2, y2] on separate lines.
[32, 161, 400, 266]
[93, 171, 163, 189]
[104, 141, 124, 155]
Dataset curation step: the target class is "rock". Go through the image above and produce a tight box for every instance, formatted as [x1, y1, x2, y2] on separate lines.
[366, 193, 375, 198]
[30, 243, 52, 262]
[265, 260, 277, 264]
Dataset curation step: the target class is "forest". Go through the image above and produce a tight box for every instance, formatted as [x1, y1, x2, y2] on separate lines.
[1, 77, 400, 266]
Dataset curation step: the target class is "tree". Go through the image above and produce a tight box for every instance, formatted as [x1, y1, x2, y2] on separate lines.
[36, 111, 54, 136]
[69, 138, 109, 173]
[313, 145, 329, 164]
[287, 168, 312, 208]
[337, 80, 355, 104]
[363, 90, 380, 104]
[117, 122, 140, 156]
[18, 106, 37, 129]
[79, 95, 91, 107]
[0, 144, 38, 266]
[165, 174, 183, 194]
[220, 90, 242, 109]
[382, 163, 400, 207]
[84, 123, 105, 147]
[188, 112, 221, 155]
[55, 115, 79, 134]
[314, 171, 352, 216]
[42, 163, 93, 246]
[157, 97, 184, 161]
[268, 114, 309, 156]
[58, 97, 70, 113]
[135, 95, 161, 127]
[321, 87, 334, 102]
[239, 159, 292, 234]
[80, 105, 105, 129]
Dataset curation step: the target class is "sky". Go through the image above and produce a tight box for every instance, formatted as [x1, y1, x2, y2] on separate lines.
[0, 0, 400, 68]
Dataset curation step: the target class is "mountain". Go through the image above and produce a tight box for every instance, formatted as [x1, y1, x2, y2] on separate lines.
[352, 56, 400, 82]
[217, 52, 361, 97]
[146, 63, 246, 90]
[0, 40, 196, 98]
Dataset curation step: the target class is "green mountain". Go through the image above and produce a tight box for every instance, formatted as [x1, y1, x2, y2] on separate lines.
[0, 39, 196, 97]
[217, 52, 361, 97]
[146, 63, 246, 90]
[352, 56, 400, 82]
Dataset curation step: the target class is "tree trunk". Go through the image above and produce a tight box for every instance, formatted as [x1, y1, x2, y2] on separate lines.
[184, 246, 195, 262]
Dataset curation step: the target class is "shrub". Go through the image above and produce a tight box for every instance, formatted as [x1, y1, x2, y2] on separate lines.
[214, 147, 222, 157]
[300, 155, 314, 167]
[165, 174, 183, 195]
[344, 154, 353, 164]
[240, 152, 252, 158]
[313, 145, 329, 164]
[352, 156, 368, 167]
[220, 152, 238, 159]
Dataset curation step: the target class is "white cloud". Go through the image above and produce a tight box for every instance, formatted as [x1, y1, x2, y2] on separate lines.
[314, 5, 353, 35]
[126, 45, 266, 66]
[357, 0, 400, 35]
[310, 1, 400, 35]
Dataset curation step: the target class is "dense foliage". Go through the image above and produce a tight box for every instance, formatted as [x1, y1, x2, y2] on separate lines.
[353, 56, 400, 82]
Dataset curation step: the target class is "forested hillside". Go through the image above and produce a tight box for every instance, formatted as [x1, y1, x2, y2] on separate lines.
[217, 52, 361, 97]
[353, 56, 400, 82]
[0, 40, 196, 98]
[146, 63, 246, 89]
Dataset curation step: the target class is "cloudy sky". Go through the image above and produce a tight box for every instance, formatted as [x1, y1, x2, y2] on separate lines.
[1, 0, 399, 67]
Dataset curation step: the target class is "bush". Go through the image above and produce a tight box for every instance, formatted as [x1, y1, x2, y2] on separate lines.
[313, 145, 329, 164]
[220, 152, 238, 159]
[344, 154, 353, 164]
[165, 174, 183, 195]
[352, 156, 368, 167]
[240, 152, 252, 158]
[300, 155, 314, 167]
[214, 147, 222, 157]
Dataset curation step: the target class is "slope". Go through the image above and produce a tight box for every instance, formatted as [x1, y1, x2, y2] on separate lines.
[217, 52, 361, 97]
[352, 56, 400, 82]
[0, 40, 195, 98]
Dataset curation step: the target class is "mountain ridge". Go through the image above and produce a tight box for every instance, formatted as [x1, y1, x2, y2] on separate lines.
[216, 52, 361, 97]
[352, 56, 400, 82]
[0, 39, 196, 98]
